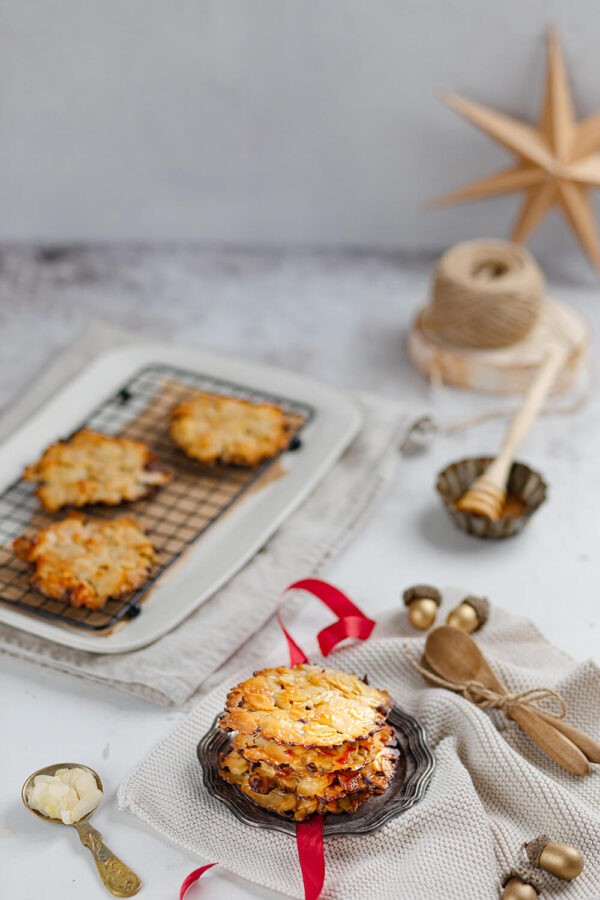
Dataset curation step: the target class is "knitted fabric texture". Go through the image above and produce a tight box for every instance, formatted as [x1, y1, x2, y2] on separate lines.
[118, 593, 600, 899]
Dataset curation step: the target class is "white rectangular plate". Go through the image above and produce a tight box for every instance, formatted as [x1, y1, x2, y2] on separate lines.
[0, 344, 362, 653]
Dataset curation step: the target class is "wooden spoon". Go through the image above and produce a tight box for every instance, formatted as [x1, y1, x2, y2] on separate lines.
[456, 343, 566, 520]
[532, 709, 600, 763]
[423, 639, 600, 763]
[424, 626, 590, 776]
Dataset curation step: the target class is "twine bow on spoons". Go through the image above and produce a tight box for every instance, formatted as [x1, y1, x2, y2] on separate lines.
[403, 626, 599, 776]
[405, 649, 567, 720]
[461, 684, 566, 719]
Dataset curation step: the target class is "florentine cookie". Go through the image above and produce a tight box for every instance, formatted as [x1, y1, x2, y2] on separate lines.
[217, 663, 397, 821]
[13, 514, 156, 610]
[23, 429, 171, 512]
[234, 724, 396, 775]
[235, 729, 398, 797]
[220, 664, 391, 747]
[169, 392, 290, 466]
[220, 742, 396, 821]
[220, 766, 375, 820]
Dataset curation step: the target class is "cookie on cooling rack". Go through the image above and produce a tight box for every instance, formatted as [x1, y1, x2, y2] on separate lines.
[219, 664, 391, 746]
[23, 429, 171, 512]
[13, 514, 156, 610]
[169, 392, 290, 466]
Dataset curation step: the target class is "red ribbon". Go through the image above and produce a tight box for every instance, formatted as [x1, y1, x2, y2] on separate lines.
[181, 578, 375, 899]
[282, 579, 375, 900]
[296, 815, 325, 900]
[180, 863, 216, 898]
[279, 578, 376, 661]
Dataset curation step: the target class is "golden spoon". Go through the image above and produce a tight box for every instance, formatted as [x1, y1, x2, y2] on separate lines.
[424, 626, 592, 776]
[22, 762, 142, 897]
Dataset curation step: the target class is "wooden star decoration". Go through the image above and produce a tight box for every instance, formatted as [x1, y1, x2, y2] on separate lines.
[435, 26, 600, 273]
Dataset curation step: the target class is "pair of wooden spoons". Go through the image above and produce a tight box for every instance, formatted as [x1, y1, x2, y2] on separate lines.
[423, 626, 600, 776]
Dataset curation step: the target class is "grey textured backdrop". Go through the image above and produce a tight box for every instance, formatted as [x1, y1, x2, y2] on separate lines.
[1, 1, 600, 266]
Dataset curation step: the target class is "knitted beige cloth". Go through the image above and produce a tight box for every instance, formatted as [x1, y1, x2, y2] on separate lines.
[118, 590, 600, 899]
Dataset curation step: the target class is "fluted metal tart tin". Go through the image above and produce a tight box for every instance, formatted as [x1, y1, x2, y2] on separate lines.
[436, 457, 547, 539]
[198, 705, 435, 837]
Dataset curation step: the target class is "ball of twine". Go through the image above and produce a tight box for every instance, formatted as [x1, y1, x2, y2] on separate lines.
[430, 240, 544, 349]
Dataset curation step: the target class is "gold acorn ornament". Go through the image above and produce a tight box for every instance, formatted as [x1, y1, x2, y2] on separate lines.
[446, 594, 489, 633]
[502, 877, 538, 900]
[525, 835, 584, 881]
[403, 584, 441, 630]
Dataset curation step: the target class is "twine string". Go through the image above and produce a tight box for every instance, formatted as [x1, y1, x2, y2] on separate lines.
[430, 240, 544, 350]
[399, 359, 593, 455]
[402, 645, 567, 719]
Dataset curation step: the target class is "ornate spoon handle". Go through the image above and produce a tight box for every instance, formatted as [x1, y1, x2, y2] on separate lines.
[74, 821, 142, 897]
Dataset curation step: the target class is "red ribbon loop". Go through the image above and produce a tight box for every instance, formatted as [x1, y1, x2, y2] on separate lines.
[182, 579, 375, 900]
[276, 604, 309, 665]
[281, 578, 376, 660]
[279, 578, 375, 900]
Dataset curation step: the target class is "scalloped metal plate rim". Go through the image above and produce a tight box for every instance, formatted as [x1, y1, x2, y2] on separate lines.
[197, 704, 436, 838]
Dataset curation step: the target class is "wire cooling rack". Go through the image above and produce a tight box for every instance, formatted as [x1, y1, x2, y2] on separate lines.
[0, 364, 313, 632]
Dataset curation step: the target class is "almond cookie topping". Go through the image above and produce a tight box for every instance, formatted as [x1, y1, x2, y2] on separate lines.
[220, 664, 391, 747]
[220, 735, 397, 821]
[23, 429, 171, 511]
[234, 725, 395, 775]
[217, 664, 398, 822]
[169, 392, 290, 466]
[13, 514, 156, 610]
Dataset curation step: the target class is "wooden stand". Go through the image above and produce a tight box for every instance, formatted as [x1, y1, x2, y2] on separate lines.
[407, 296, 589, 395]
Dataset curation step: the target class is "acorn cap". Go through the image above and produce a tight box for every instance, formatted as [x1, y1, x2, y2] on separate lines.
[462, 594, 489, 627]
[525, 835, 550, 868]
[403, 585, 442, 607]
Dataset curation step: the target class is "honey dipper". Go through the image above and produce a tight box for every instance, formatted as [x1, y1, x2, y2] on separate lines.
[456, 342, 567, 520]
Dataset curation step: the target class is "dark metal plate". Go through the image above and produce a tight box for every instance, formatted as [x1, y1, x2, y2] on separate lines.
[198, 705, 435, 837]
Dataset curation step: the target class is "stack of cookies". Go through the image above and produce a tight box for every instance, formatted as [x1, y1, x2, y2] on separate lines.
[219, 664, 399, 821]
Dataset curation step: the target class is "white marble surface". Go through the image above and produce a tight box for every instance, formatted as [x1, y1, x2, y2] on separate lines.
[1, 247, 599, 900]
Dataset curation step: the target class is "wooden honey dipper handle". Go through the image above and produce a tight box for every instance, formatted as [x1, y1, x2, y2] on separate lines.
[457, 343, 568, 520]
[490, 342, 567, 482]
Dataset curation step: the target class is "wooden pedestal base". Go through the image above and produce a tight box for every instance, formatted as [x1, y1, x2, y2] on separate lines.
[407, 297, 589, 395]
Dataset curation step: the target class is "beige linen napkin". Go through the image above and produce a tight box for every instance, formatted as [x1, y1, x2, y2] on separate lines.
[0, 322, 408, 706]
[118, 588, 600, 899]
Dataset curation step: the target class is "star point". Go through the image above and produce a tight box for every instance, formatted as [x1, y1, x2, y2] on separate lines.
[436, 27, 600, 273]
